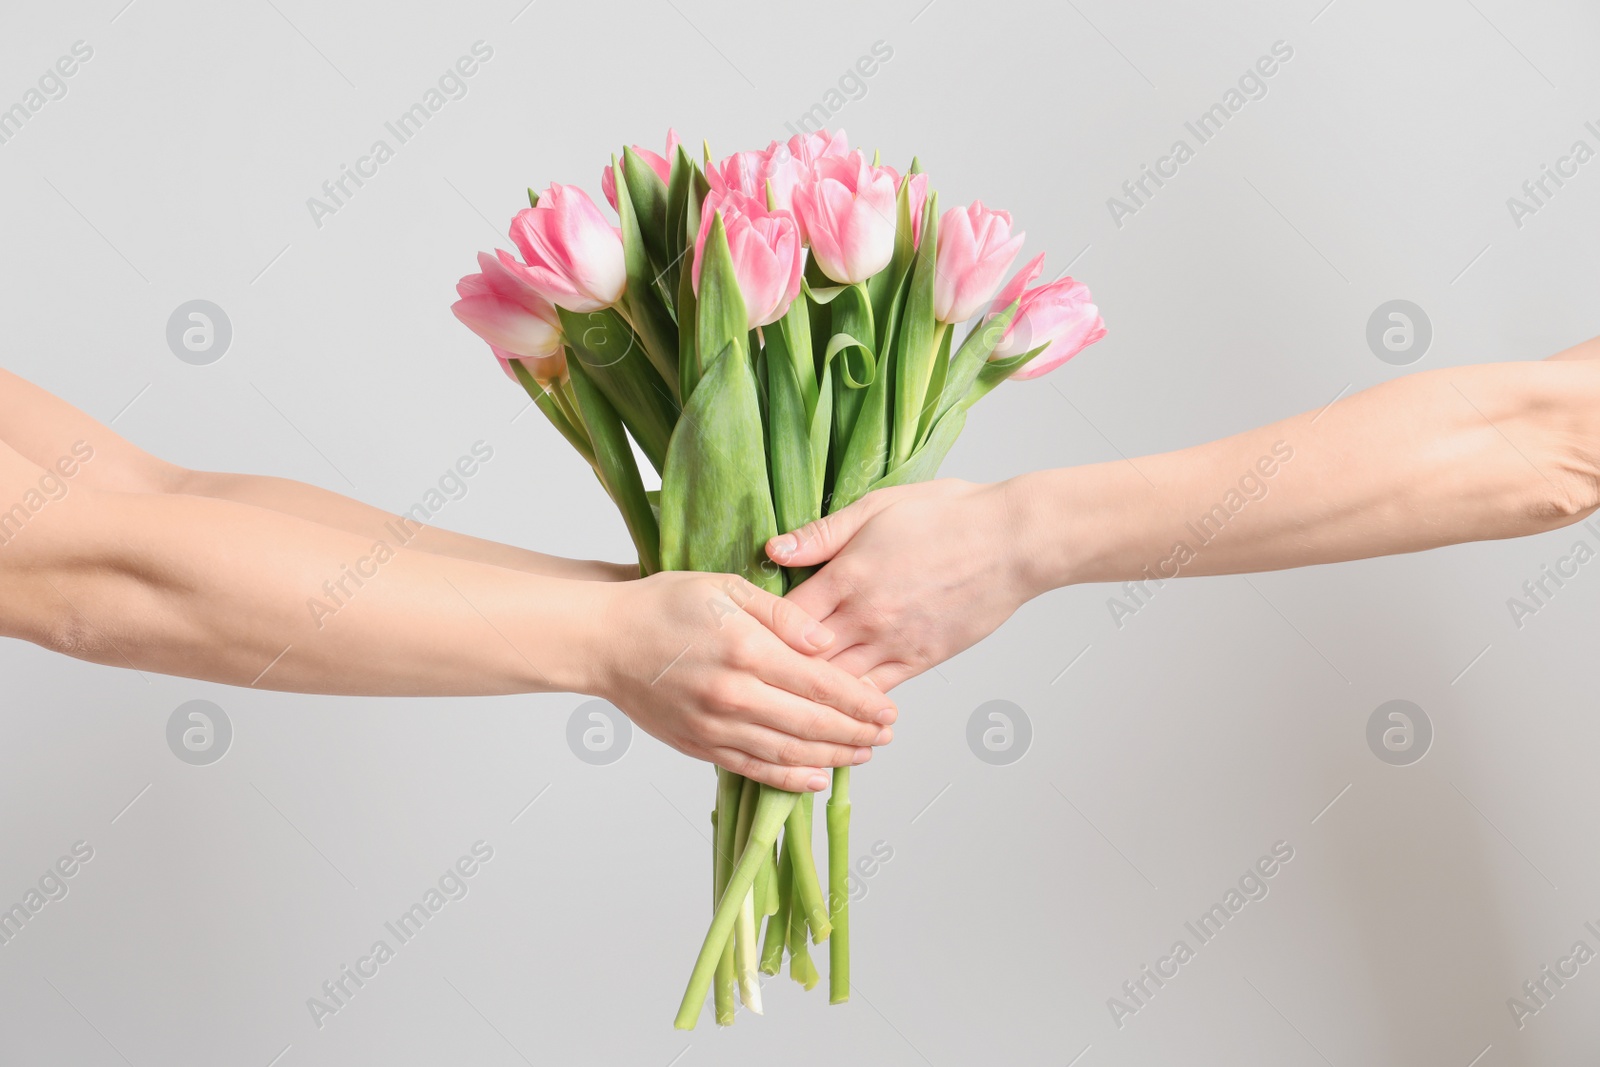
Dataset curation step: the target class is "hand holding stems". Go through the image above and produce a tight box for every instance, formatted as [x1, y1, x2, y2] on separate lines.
[770, 338, 1600, 688]
[769, 479, 1028, 691]
[593, 571, 895, 791]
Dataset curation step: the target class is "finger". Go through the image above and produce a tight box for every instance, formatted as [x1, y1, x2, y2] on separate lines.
[726, 723, 875, 771]
[745, 683, 892, 747]
[863, 661, 920, 692]
[755, 647, 898, 727]
[823, 642, 884, 680]
[740, 586, 835, 654]
[783, 569, 843, 627]
[706, 747, 832, 792]
[766, 492, 884, 567]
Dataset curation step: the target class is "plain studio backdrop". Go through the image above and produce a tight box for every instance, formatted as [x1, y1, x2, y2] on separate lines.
[1, 0, 1597, 1063]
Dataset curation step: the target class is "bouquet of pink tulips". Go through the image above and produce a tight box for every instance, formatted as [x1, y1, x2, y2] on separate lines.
[451, 128, 1105, 1027]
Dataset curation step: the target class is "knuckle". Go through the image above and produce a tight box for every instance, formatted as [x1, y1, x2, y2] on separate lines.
[708, 679, 744, 715]
[806, 671, 837, 706]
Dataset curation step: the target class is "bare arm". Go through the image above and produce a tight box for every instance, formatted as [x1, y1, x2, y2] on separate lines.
[0, 439, 894, 792]
[771, 340, 1600, 688]
[0, 368, 630, 581]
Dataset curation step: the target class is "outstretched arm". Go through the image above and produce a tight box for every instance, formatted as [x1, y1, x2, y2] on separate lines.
[0, 368, 631, 581]
[0, 375, 896, 791]
[771, 337, 1600, 689]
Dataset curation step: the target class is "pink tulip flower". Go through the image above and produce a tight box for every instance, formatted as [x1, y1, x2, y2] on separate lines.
[707, 131, 848, 213]
[986, 254, 1106, 378]
[775, 128, 851, 170]
[600, 129, 680, 211]
[790, 151, 898, 284]
[507, 184, 626, 312]
[693, 191, 804, 329]
[453, 251, 567, 382]
[706, 148, 778, 203]
[933, 201, 1025, 324]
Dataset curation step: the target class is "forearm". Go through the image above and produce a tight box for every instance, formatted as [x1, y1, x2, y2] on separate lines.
[1014, 358, 1600, 592]
[175, 469, 634, 581]
[4, 487, 610, 696]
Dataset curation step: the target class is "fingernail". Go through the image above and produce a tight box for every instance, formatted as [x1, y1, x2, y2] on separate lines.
[861, 676, 879, 690]
[802, 622, 834, 650]
[875, 706, 897, 725]
[808, 773, 831, 791]
[852, 748, 872, 765]
[771, 534, 797, 559]
[875, 727, 893, 745]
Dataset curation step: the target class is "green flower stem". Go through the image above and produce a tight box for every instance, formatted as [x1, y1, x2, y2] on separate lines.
[732, 776, 761, 1011]
[735, 889, 762, 1013]
[786, 793, 831, 944]
[566, 359, 661, 575]
[711, 770, 742, 1026]
[759, 843, 779, 916]
[827, 767, 851, 1004]
[509, 362, 594, 466]
[675, 787, 798, 1030]
[760, 842, 793, 976]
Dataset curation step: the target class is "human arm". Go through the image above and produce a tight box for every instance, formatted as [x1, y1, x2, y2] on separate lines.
[0, 368, 632, 581]
[0, 438, 893, 791]
[770, 341, 1600, 688]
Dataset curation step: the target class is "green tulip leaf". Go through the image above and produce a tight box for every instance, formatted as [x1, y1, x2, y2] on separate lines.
[567, 359, 661, 574]
[622, 146, 669, 269]
[557, 306, 677, 474]
[889, 190, 941, 468]
[937, 299, 1021, 422]
[611, 156, 679, 396]
[693, 213, 747, 402]
[659, 340, 783, 594]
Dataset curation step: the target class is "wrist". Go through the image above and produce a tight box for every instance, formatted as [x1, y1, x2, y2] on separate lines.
[537, 576, 625, 698]
[999, 470, 1081, 596]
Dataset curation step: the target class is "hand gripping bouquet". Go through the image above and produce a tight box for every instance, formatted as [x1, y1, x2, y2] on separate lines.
[450, 129, 1106, 1027]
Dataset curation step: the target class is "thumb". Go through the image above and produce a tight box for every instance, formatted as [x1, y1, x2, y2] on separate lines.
[767, 495, 880, 567]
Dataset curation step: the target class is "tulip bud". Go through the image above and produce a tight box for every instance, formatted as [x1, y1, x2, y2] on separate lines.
[933, 201, 1025, 324]
[693, 191, 805, 329]
[791, 151, 897, 285]
[600, 129, 679, 211]
[987, 254, 1106, 378]
[452, 251, 568, 382]
[507, 184, 626, 312]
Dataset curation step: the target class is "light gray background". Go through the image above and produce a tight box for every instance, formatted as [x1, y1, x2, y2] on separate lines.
[1, 0, 1597, 1063]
